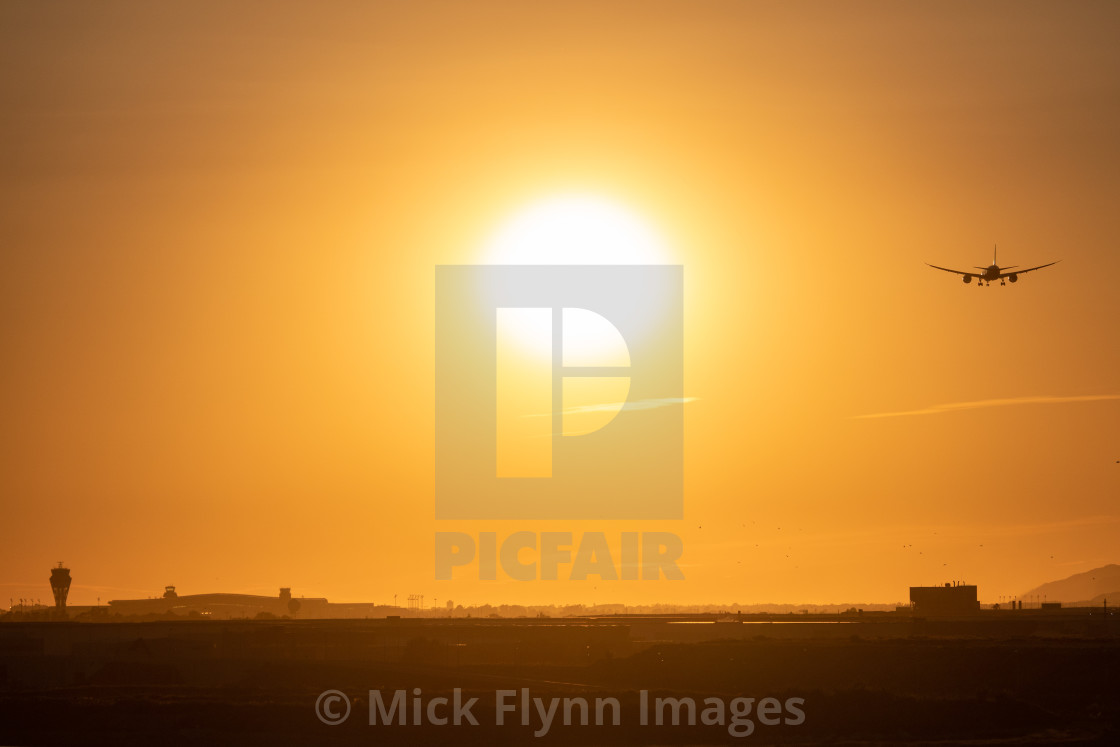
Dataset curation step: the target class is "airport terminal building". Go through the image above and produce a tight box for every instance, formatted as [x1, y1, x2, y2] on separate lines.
[108, 586, 328, 619]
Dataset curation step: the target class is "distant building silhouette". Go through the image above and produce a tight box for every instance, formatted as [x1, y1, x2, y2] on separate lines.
[49, 563, 71, 615]
[108, 587, 327, 619]
[910, 581, 980, 616]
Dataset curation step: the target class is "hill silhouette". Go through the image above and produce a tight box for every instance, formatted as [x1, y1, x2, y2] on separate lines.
[1073, 591, 1120, 606]
[1021, 563, 1120, 603]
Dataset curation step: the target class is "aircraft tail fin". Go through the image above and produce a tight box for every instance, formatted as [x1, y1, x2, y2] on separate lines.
[994, 243, 998, 266]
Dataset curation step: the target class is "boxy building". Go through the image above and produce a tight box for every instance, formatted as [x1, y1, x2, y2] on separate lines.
[909, 582, 980, 616]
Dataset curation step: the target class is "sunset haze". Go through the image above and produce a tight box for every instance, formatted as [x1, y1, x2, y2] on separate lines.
[2, 1, 1118, 609]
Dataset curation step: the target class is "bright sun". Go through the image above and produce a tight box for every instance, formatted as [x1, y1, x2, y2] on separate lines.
[480, 194, 675, 451]
[479, 194, 674, 364]
[477, 192, 676, 450]
[483, 194, 670, 265]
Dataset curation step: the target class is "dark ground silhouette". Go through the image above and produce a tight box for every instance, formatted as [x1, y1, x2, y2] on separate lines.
[1, 616, 1117, 745]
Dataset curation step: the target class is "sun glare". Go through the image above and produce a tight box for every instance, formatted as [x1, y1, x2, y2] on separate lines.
[483, 194, 670, 266]
[478, 195, 677, 437]
[480, 194, 673, 368]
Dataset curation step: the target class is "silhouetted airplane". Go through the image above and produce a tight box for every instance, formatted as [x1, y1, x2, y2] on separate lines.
[926, 246, 1059, 286]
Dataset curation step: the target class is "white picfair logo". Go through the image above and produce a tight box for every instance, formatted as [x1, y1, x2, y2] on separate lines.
[496, 307, 631, 477]
[436, 265, 682, 520]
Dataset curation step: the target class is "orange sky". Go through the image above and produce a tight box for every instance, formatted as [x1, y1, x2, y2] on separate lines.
[2, 1, 1118, 608]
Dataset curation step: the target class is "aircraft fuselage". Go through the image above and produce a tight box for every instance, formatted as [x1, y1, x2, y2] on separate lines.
[982, 264, 1000, 280]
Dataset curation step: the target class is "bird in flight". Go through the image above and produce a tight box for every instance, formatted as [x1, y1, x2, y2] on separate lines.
[927, 245, 1059, 286]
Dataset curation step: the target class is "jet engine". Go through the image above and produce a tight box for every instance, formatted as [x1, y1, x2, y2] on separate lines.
[1008, 273, 1018, 283]
[962, 274, 972, 284]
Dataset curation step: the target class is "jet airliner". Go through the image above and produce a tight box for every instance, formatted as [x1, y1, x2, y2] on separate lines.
[926, 246, 1059, 286]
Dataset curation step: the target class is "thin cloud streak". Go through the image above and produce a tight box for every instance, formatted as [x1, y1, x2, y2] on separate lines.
[528, 397, 698, 418]
[565, 396, 698, 416]
[854, 394, 1120, 420]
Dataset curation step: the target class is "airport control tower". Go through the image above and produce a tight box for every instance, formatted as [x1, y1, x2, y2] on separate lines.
[50, 563, 72, 613]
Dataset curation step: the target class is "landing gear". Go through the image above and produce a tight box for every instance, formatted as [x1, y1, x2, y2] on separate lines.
[1000, 280, 1006, 286]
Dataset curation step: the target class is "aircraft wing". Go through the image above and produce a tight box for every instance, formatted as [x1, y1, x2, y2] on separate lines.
[998, 260, 1059, 278]
[925, 263, 972, 276]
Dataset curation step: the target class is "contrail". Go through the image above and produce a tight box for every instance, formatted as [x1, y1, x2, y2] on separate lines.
[854, 394, 1120, 420]
[528, 397, 698, 418]
[563, 397, 698, 416]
